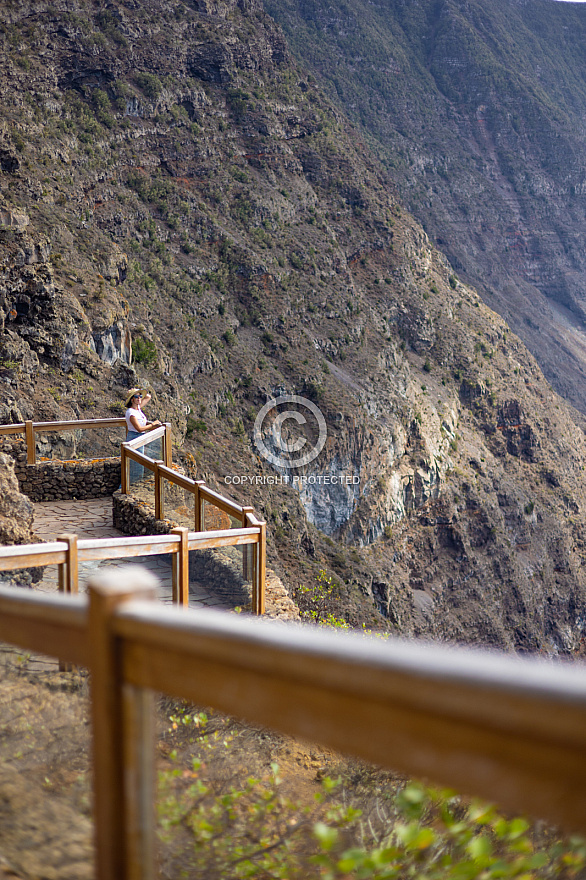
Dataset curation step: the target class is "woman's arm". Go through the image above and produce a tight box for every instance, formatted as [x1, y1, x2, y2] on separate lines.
[129, 414, 162, 433]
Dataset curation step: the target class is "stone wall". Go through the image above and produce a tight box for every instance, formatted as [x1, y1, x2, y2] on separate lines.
[0, 438, 120, 501]
[113, 489, 175, 536]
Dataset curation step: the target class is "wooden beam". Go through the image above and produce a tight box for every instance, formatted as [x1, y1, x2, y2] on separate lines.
[193, 481, 205, 532]
[115, 603, 586, 833]
[88, 569, 158, 880]
[241, 507, 254, 581]
[33, 418, 126, 431]
[157, 464, 197, 493]
[58, 533, 79, 595]
[186, 527, 259, 551]
[256, 520, 266, 615]
[122, 683, 156, 880]
[25, 419, 35, 464]
[163, 423, 172, 468]
[0, 541, 67, 570]
[154, 462, 164, 521]
[121, 445, 129, 494]
[0, 585, 88, 665]
[199, 484, 243, 518]
[171, 527, 189, 606]
[78, 535, 180, 561]
[123, 446, 156, 471]
[0, 423, 25, 435]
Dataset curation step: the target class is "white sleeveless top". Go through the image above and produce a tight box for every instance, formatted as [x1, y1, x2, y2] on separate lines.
[125, 407, 147, 432]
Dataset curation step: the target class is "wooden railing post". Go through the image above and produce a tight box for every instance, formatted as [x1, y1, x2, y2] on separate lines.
[57, 533, 79, 595]
[88, 568, 158, 880]
[251, 535, 258, 613]
[25, 420, 35, 465]
[255, 520, 266, 615]
[154, 462, 164, 521]
[171, 527, 189, 606]
[241, 507, 253, 582]
[121, 443, 129, 495]
[163, 423, 172, 468]
[57, 533, 79, 672]
[193, 480, 205, 532]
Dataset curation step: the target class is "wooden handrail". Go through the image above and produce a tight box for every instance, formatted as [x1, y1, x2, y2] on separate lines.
[0, 422, 25, 435]
[34, 418, 126, 432]
[123, 424, 167, 451]
[1, 572, 586, 880]
[78, 534, 183, 560]
[199, 484, 243, 518]
[0, 585, 87, 665]
[0, 540, 68, 570]
[157, 463, 197, 493]
[120, 437, 266, 611]
[0, 418, 126, 436]
[0, 417, 126, 465]
[0, 524, 262, 611]
[115, 597, 586, 832]
[187, 527, 259, 551]
[122, 446, 157, 472]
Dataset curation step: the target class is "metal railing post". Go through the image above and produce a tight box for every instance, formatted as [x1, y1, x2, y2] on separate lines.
[171, 527, 189, 606]
[88, 568, 158, 880]
[25, 420, 35, 465]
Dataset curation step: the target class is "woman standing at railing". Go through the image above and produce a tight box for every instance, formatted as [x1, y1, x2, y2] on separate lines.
[125, 388, 162, 483]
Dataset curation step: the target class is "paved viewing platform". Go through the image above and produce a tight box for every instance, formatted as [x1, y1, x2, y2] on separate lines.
[32, 497, 235, 611]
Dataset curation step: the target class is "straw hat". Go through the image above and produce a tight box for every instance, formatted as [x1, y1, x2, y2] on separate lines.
[125, 387, 142, 408]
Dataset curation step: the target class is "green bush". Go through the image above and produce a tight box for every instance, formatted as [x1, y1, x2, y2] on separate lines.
[226, 87, 250, 118]
[158, 711, 586, 880]
[186, 418, 207, 437]
[294, 570, 349, 629]
[132, 337, 157, 367]
[135, 72, 162, 99]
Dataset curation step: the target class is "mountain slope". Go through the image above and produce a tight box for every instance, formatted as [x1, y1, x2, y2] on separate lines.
[264, 0, 586, 414]
[1, 0, 586, 653]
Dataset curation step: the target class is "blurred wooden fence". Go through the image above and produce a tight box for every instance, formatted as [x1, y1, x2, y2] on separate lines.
[0, 571, 585, 879]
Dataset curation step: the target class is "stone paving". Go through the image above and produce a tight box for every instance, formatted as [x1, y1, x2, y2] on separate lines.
[32, 497, 234, 611]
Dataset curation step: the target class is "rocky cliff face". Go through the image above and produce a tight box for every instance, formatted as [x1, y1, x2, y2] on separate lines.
[2, 0, 586, 654]
[265, 0, 586, 417]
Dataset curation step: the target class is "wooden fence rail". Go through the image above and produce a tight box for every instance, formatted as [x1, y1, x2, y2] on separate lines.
[0, 417, 127, 464]
[0, 524, 265, 613]
[0, 417, 267, 613]
[120, 437, 266, 612]
[0, 572, 585, 880]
